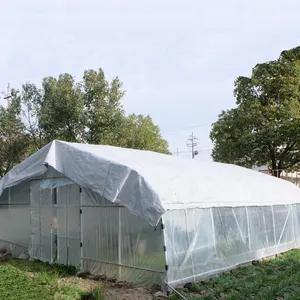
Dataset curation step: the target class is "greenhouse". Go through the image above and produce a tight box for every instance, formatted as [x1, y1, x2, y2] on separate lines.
[1, 140, 300, 290]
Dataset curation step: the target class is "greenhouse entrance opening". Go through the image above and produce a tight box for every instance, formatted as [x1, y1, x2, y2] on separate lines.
[30, 180, 57, 262]
[30, 180, 81, 266]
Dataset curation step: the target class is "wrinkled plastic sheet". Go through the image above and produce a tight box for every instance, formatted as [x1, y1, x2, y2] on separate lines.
[40, 178, 74, 190]
[163, 204, 300, 287]
[2, 140, 300, 226]
[81, 188, 165, 285]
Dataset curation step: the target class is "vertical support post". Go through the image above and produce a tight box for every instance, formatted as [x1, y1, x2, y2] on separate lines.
[29, 184, 33, 258]
[184, 209, 195, 281]
[79, 187, 83, 271]
[39, 188, 42, 260]
[210, 208, 216, 255]
[66, 188, 69, 266]
[161, 216, 170, 295]
[245, 207, 251, 251]
[50, 224, 53, 264]
[118, 206, 122, 280]
[262, 208, 269, 247]
[53, 187, 57, 263]
[291, 205, 296, 244]
[8, 187, 11, 210]
[271, 206, 277, 244]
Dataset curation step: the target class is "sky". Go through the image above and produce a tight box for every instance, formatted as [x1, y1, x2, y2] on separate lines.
[0, 0, 300, 161]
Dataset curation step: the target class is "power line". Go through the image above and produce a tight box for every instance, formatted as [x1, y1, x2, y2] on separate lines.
[171, 149, 212, 155]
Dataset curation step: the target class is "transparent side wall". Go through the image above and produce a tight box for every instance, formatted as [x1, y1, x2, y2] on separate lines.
[56, 184, 81, 266]
[163, 204, 300, 287]
[30, 181, 56, 262]
[81, 188, 165, 286]
[0, 181, 31, 256]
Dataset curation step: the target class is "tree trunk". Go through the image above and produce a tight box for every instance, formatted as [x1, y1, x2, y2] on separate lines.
[271, 168, 282, 178]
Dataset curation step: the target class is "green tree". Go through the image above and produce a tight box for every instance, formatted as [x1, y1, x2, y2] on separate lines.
[16, 82, 44, 153]
[82, 68, 125, 144]
[39, 74, 86, 143]
[13, 75, 86, 154]
[0, 97, 28, 177]
[117, 114, 170, 154]
[0, 68, 169, 177]
[210, 46, 300, 176]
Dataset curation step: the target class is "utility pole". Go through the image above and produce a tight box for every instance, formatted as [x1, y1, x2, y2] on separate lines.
[176, 148, 179, 156]
[4, 83, 11, 105]
[186, 132, 199, 159]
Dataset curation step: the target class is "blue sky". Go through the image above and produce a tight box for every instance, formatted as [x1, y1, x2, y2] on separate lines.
[0, 0, 299, 161]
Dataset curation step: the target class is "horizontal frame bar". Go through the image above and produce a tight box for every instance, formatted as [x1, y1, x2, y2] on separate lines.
[81, 257, 164, 274]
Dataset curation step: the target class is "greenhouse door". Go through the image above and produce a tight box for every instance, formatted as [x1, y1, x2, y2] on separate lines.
[56, 184, 81, 267]
[30, 180, 56, 262]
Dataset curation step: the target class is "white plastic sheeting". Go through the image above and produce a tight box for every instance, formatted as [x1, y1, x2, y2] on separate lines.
[56, 185, 81, 266]
[81, 188, 165, 285]
[163, 204, 300, 287]
[2, 140, 300, 226]
[30, 180, 56, 262]
[0, 182, 31, 251]
[2, 140, 300, 287]
[40, 178, 74, 190]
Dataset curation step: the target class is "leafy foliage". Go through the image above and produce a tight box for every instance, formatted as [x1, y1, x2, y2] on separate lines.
[82, 68, 125, 145]
[0, 97, 29, 177]
[210, 46, 300, 174]
[116, 114, 170, 154]
[0, 68, 169, 176]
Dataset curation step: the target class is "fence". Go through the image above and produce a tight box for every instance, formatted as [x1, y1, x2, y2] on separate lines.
[258, 169, 300, 187]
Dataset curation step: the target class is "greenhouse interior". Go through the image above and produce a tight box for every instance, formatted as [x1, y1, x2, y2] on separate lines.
[1, 140, 300, 289]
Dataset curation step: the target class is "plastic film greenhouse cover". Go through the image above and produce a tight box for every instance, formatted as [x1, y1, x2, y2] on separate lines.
[163, 204, 300, 287]
[2, 140, 300, 227]
[0, 181, 31, 249]
[81, 188, 165, 285]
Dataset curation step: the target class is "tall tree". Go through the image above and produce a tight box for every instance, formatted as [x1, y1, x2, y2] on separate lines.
[210, 46, 300, 176]
[17, 82, 44, 153]
[0, 67, 170, 177]
[39, 74, 86, 143]
[0, 97, 28, 177]
[82, 68, 125, 144]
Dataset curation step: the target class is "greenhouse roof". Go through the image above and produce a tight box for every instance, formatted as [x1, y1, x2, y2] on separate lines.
[1, 140, 300, 226]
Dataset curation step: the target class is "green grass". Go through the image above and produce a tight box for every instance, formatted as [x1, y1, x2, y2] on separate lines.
[80, 288, 105, 300]
[0, 258, 104, 300]
[170, 249, 300, 300]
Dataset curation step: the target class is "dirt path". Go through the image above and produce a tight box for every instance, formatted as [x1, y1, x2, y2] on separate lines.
[59, 277, 167, 300]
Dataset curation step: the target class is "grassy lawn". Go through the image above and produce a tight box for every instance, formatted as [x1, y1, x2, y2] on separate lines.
[170, 249, 300, 300]
[0, 258, 104, 300]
